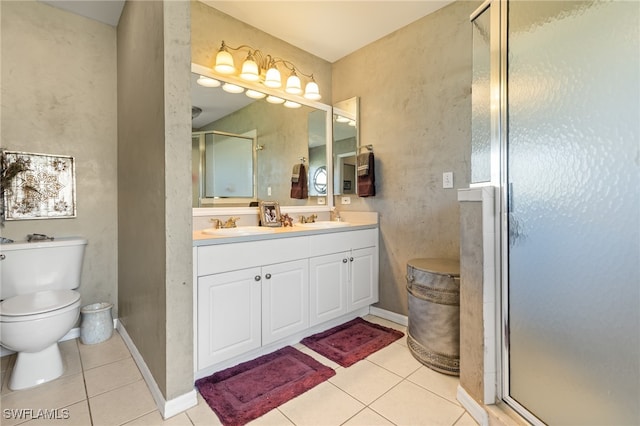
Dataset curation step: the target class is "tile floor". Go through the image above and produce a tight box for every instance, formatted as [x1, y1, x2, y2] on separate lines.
[1, 315, 478, 426]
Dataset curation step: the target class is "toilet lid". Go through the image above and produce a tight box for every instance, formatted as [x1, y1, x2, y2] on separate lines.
[0, 290, 80, 316]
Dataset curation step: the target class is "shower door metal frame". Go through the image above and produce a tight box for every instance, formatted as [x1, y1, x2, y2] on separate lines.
[471, 0, 547, 423]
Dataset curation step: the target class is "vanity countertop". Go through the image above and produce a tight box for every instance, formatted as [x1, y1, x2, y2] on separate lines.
[193, 221, 378, 246]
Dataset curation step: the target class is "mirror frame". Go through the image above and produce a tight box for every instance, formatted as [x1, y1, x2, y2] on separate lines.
[332, 97, 360, 196]
[191, 63, 334, 216]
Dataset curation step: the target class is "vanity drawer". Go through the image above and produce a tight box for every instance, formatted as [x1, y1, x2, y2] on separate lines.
[309, 228, 378, 257]
[197, 236, 309, 276]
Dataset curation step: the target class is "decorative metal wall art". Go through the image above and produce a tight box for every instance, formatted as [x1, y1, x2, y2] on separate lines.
[1, 151, 76, 221]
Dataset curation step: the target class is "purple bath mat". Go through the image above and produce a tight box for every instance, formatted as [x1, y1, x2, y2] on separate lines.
[195, 346, 335, 426]
[301, 317, 404, 367]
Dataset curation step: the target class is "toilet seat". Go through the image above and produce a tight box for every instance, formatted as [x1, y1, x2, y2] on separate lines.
[0, 290, 80, 322]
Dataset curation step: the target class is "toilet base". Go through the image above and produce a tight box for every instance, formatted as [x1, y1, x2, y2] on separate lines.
[9, 343, 64, 390]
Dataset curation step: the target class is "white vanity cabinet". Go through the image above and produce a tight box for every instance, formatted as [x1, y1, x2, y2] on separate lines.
[308, 229, 379, 326]
[196, 237, 309, 368]
[194, 225, 378, 373]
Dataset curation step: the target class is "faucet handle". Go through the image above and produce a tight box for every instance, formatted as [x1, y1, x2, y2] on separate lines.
[209, 218, 222, 229]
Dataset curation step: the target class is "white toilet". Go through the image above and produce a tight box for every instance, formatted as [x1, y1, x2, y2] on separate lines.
[0, 237, 87, 390]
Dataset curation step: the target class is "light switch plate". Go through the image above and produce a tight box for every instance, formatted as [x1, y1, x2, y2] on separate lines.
[443, 172, 454, 189]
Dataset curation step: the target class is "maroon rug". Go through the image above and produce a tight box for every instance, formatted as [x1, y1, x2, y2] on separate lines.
[301, 317, 404, 367]
[195, 346, 335, 426]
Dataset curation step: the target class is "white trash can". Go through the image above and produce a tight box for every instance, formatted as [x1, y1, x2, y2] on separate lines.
[80, 302, 113, 345]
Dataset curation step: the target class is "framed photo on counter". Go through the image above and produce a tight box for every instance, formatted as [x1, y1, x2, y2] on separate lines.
[259, 201, 282, 227]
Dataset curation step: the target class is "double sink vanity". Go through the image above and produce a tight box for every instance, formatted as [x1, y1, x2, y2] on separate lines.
[192, 213, 379, 378]
[190, 62, 376, 378]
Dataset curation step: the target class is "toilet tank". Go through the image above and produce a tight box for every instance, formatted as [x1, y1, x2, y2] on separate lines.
[0, 237, 88, 300]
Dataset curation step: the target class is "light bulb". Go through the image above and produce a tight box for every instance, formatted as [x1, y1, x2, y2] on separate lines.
[214, 50, 235, 74]
[197, 75, 220, 88]
[264, 67, 282, 88]
[222, 83, 244, 94]
[266, 96, 285, 104]
[246, 90, 266, 99]
[285, 72, 302, 95]
[240, 57, 260, 81]
[303, 81, 321, 100]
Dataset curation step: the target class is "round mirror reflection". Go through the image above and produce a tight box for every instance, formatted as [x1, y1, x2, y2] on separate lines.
[313, 166, 327, 194]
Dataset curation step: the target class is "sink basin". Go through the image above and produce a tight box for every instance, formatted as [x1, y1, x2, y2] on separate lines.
[296, 221, 351, 229]
[202, 226, 277, 236]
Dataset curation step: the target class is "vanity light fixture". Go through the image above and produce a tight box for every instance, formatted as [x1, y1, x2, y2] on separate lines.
[214, 40, 322, 100]
[222, 83, 244, 94]
[197, 75, 221, 88]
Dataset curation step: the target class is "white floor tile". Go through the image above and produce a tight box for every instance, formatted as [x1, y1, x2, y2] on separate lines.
[84, 356, 143, 397]
[186, 393, 223, 425]
[407, 366, 461, 405]
[366, 341, 423, 378]
[329, 360, 402, 405]
[342, 408, 395, 426]
[88, 379, 157, 426]
[0, 315, 478, 426]
[370, 380, 465, 426]
[278, 381, 364, 426]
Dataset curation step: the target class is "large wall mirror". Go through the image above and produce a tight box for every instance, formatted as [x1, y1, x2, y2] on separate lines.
[191, 63, 332, 209]
[332, 97, 359, 196]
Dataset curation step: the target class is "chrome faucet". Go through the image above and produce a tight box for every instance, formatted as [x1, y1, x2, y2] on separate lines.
[209, 217, 240, 229]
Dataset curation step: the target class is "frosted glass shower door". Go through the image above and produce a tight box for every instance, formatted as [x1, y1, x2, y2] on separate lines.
[506, 1, 640, 424]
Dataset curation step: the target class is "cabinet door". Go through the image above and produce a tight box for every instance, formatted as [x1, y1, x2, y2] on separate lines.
[197, 268, 261, 368]
[262, 259, 309, 345]
[309, 252, 349, 326]
[349, 246, 378, 310]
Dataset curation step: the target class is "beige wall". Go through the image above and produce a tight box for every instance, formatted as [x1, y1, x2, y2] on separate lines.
[332, 1, 478, 315]
[117, 0, 193, 400]
[1, 1, 118, 316]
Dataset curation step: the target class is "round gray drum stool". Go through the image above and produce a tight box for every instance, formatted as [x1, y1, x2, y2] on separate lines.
[406, 258, 460, 376]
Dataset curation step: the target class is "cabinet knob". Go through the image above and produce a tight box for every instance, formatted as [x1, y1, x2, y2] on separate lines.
[265, 273, 272, 279]
[254, 275, 261, 281]
[350, 257, 354, 262]
[342, 258, 348, 263]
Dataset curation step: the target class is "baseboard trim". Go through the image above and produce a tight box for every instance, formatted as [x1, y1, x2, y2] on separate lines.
[369, 306, 408, 326]
[457, 385, 489, 426]
[116, 321, 197, 419]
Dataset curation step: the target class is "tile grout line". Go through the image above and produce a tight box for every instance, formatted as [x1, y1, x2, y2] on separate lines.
[76, 338, 96, 426]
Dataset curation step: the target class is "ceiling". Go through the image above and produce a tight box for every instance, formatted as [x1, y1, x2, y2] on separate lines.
[40, 0, 453, 128]
[39, 0, 453, 63]
[201, 1, 453, 63]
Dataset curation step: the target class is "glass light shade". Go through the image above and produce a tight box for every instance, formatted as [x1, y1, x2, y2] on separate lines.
[197, 75, 220, 88]
[285, 74, 302, 95]
[284, 100, 301, 109]
[303, 81, 321, 100]
[264, 67, 282, 88]
[222, 83, 244, 94]
[348, 120, 356, 127]
[336, 115, 350, 123]
[246, 90, 266, 99]
[240, 59, 260, 81]
[214, 50, 235, 74]
[266, 95, 285, 104]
